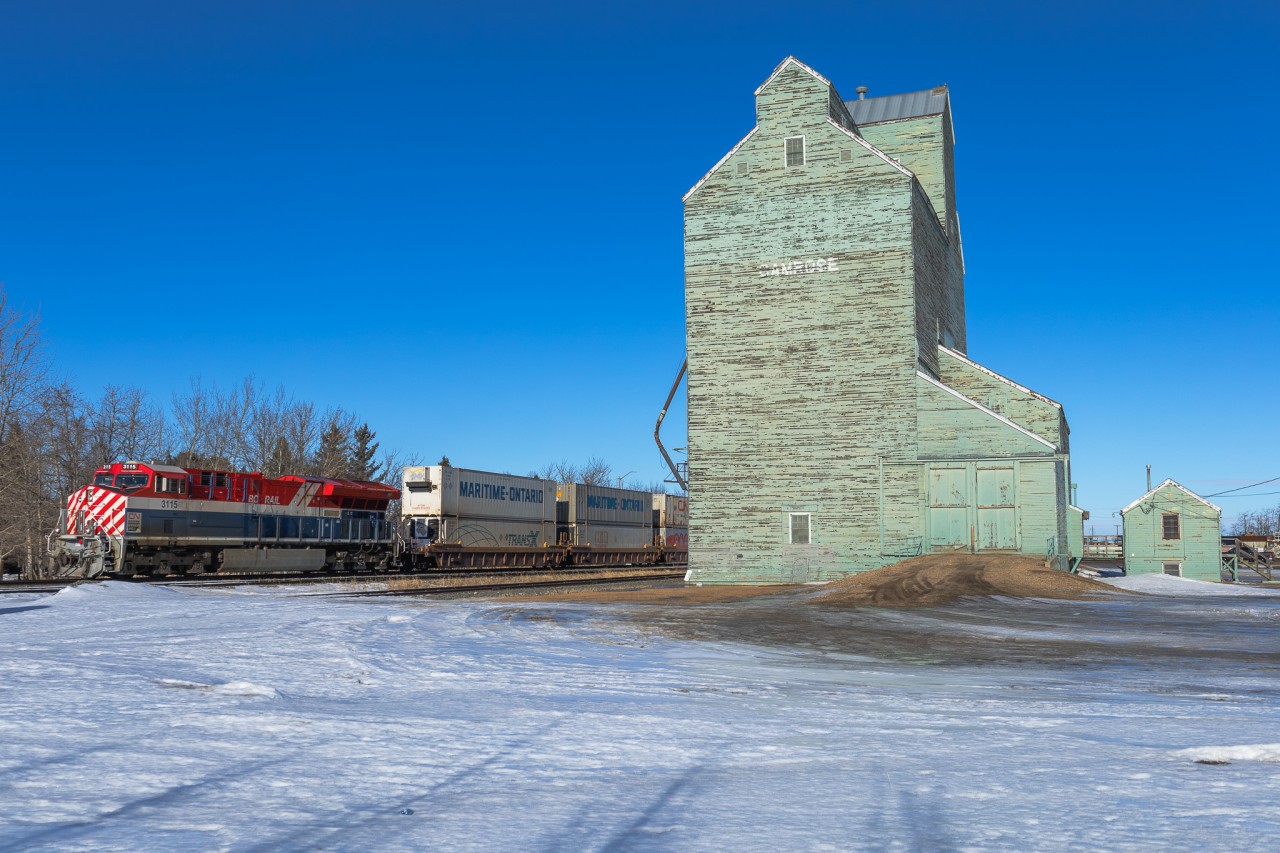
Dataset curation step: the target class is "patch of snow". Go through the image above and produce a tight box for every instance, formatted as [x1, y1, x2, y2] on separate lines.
[1175, 744, 1280, 764]
[1103, 573, 1280, 596]
[156, 678, 279, 698]
[3, 581, 1280, 849]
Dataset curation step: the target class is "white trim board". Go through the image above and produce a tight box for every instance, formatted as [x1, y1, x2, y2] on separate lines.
[938, 345, 1062, 409]
[916, 371, 1058, 451]
[825, 118, 913, 178]
[754, 56, 831, 97]
[1120, 479, 1222, 516]
[683, 126, 759, 202]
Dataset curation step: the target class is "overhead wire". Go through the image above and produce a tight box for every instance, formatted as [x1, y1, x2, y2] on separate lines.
[1204, 476, 1280, 498]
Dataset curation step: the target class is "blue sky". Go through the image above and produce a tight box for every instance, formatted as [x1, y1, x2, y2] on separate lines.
[2, 0, 1276, 526]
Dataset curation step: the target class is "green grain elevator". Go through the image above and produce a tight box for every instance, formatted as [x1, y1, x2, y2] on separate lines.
[683, 57, 1073, 583]
[1120, 480, 1222, 580]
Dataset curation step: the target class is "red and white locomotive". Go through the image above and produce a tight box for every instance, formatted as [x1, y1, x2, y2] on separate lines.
[51, 461, 400, 578]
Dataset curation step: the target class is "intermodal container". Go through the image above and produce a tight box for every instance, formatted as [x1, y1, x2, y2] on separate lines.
[652, 493, 689, 528]
[559, 483, 653, 549]
[402, 465, 557, 547]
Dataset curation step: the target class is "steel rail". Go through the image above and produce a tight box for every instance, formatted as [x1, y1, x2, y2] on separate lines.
[310, 571, 688, 597]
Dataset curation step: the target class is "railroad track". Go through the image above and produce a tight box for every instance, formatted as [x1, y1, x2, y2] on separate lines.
[312, 570, 688, 598]
[1, 566, 688, 596]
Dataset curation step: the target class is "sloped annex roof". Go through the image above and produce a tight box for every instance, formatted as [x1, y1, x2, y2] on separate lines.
[846, 86, 948, 125]
[938, 345, 1063, 410]
[916, 371, 1058, 452]
[1120, 479, 1222, 516]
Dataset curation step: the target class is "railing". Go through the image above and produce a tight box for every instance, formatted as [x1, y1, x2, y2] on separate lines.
[1224, 538, 1272, 582]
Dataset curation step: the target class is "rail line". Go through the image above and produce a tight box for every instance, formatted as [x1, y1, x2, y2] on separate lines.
[0, 565, 688, 596]
[304, 571, 689, 598]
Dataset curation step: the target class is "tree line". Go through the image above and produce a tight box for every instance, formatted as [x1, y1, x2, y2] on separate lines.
[1229, 504, 1280, 539]
[0, 293, 404, 574]
[0, 292, 666, 575]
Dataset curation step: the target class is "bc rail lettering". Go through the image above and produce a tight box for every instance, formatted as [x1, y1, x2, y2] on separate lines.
[459, 481, 544, 503]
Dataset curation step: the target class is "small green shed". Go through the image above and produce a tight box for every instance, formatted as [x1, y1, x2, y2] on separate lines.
[1120, 480, 1222, 580]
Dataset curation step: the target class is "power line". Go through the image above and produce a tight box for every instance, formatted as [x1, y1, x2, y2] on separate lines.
[1214, 490, 1280, 499]
[1204, 476, 1280, 498]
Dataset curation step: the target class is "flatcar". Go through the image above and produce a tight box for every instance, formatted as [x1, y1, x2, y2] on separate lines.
[50, 461, 399, 578]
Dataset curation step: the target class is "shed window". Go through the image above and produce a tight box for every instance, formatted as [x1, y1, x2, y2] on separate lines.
[1162, 562, 1182, 576]
[789, 512, 811, 545]
[785, 136, 805, 167]
[1162, 513, 1180, 540]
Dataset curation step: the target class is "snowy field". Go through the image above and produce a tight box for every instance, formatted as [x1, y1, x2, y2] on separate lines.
[3, 577, 1280, 851]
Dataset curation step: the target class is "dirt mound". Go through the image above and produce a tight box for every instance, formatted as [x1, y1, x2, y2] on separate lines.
[814, 553, 1124, 608]
[513, 583, 795, 605]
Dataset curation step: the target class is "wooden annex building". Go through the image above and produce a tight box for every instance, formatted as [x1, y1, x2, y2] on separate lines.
[683, 57, 1076, 583]
[1120, 480, 1222, 581]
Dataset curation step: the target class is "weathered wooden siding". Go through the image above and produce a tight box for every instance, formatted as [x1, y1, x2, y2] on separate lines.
[1122, 483, 1222, 580]
[685, 61, 919, 582]
[916, 374, 1055, 460]
[911, 183, 965, 376]
[1068, 505, 1085, 564]
[1019, 459, 1068, 564]
[880, 461, 924, 558]
[858, 109, 955, 236]
[684, 59, 1070, 582]
[935, 347, 1067, 451]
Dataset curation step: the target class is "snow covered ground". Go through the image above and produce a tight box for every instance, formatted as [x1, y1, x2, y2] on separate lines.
[3, 580, 1280, 851]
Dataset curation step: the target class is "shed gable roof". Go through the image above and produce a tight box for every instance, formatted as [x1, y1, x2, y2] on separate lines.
[1120, 479, 1222, 515]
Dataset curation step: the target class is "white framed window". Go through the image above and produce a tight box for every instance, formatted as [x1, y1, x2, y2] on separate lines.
[1162, 562, 1182, 576]
[785, 135, 806, 167]
[789, 512, 812, 545]
[1161, 513, 1180, 540]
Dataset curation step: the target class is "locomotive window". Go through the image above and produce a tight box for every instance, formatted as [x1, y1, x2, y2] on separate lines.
[157, 476, 186, 494]
[94, 474, 113, 487]
[200, 473, 212, 487]
[115, 474, 149, 491]
[214, 473, 229, 489]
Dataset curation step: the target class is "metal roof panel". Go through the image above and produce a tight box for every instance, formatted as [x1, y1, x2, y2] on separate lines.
[846, 86, 948, 125]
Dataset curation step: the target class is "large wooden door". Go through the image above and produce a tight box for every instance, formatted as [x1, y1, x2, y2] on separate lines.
[927, 467, 969, 550]
[976, 467, 1017, 550]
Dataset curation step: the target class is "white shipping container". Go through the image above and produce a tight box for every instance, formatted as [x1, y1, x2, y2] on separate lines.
[562, 484, 652, 527]
[402, 465, 556, 547]
[652, 493, 689, 528]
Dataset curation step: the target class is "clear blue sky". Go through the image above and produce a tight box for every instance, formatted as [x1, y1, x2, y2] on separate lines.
[2, 1, 1276, 526]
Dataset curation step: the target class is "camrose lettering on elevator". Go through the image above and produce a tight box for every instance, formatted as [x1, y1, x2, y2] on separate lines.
[758, 257, 839, 277]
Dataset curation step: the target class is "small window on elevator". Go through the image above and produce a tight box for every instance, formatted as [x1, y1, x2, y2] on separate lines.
[785, 136, 805, 167]
[789, 512, 812, 545]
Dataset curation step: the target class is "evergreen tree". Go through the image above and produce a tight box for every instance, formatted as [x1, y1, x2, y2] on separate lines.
[348, 422, 382, 481]
[313, 420, 350, 479]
